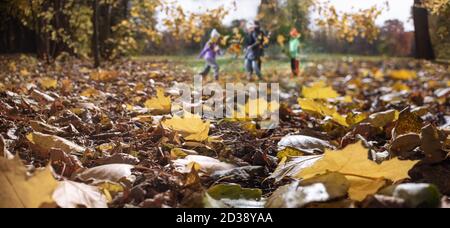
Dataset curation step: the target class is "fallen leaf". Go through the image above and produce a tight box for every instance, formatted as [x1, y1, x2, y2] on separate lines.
[269, 155, 323, 183]
[30, 121, 65, 135]
[368, 109, 398, 128]
[53, 180, 108, 208]
[95, 153, 140, 165]
[26, 132, 85, 157]
[0, 135, 13, 159]
[80, 88, 101, 98]
[173, 155, 235, 174]
[389, 70, 417, 80]
[390, 133, 421, 157]
[144, 87, 172, 114]
[203, 193, 265, 208]
[75, 164, 134, 184]
[162, 113, 210, 141]
[346, 112, 368, 126]
[420, 124, 447, 164]
[379, 183, 441, 208]
[298, 98, 349, 127]
[0, 156, 57, 208]
[302, 83, 339, 99]
[434, 88, 450, 98]
[204, 184, 264, 208]
[277, 135, 334, 154]
[393, 107, 423, 139]
[90, 70, 119, 82]
[39, 77, 58, 90]
[392, 81, 411, 91]
[266, 172, 349, 208]
[31, 89, 55, 103]
[207, 184, 262, 200]
[296, 142, 419, 201]
[50, 148, 83, 177]
[277, 147, 305, 160]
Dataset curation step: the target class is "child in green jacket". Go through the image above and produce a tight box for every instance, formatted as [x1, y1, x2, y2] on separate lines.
[289, 28, 301, 77]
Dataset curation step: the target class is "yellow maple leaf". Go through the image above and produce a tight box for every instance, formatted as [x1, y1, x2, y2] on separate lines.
[392, 81, 411, 92]
[231, 99, 279, 121]
[302, 83, 339, 100]
[0, 156, 57, 208]
[39, 77, 58, 90]
[389, 70, 417, 80]
[144, 88, 172, 114]
[298, 98, 349, 127]
[80, 88, 100, 98]
[162, 113, 210, 142]
[296, 142, 419, 201]
[20, 69, 30, 77]
[245, 98, 279, 118]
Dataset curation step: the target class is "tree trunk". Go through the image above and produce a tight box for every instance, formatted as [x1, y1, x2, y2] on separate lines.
[413, 0, 435, 60]
[92, 0, 101, 68]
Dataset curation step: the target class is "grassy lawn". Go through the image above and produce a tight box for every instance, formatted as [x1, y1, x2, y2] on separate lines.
[134, 53, 412, 75]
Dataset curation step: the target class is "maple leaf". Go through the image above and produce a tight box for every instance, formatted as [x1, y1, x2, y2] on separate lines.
[162, 113, 210, 141]
[80, 88, 101, 98]
[0, 156, 57, 208]
[296, 142, 419, 201]
[53, 181, 108, 208]
[298, 98, 349, 127]
[389, 70, 417, 80]
[27, 132, 85, 157]
[90, 70, 119, 82]
[144, 87, 172, 114]
[302, 82, 339, 99]
[39, 77, 58, 90]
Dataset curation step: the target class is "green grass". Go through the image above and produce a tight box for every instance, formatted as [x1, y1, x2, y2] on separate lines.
[134, 53, 412, 74]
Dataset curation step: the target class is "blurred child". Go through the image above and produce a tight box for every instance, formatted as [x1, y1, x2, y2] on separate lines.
[289, 28, 301, 77]
[199, 29, 222, 80]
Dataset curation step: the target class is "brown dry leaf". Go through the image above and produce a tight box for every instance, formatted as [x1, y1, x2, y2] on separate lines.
[393, 108, 423, 139]
[26, 132, 85, 157]
[95, 153, 140, 165]
[296, 142, 419, 201]
[30, 121, 65, 135]
[389, 133, 421, 157]
[31, 89, 55, 103]
[90, 70, 119, 82]
[50, 149, 83, 177]
[421, 124, 448, 164]
[0, 156, 57, 208]
[0, 135, 13, 159]
[53, 180, 108, 208]
[61, 79, 73, 94]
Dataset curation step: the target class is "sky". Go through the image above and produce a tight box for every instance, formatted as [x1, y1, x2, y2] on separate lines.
[161, 0, 415, 31]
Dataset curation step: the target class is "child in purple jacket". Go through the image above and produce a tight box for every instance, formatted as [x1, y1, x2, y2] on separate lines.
[199, 29, 222, 80]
